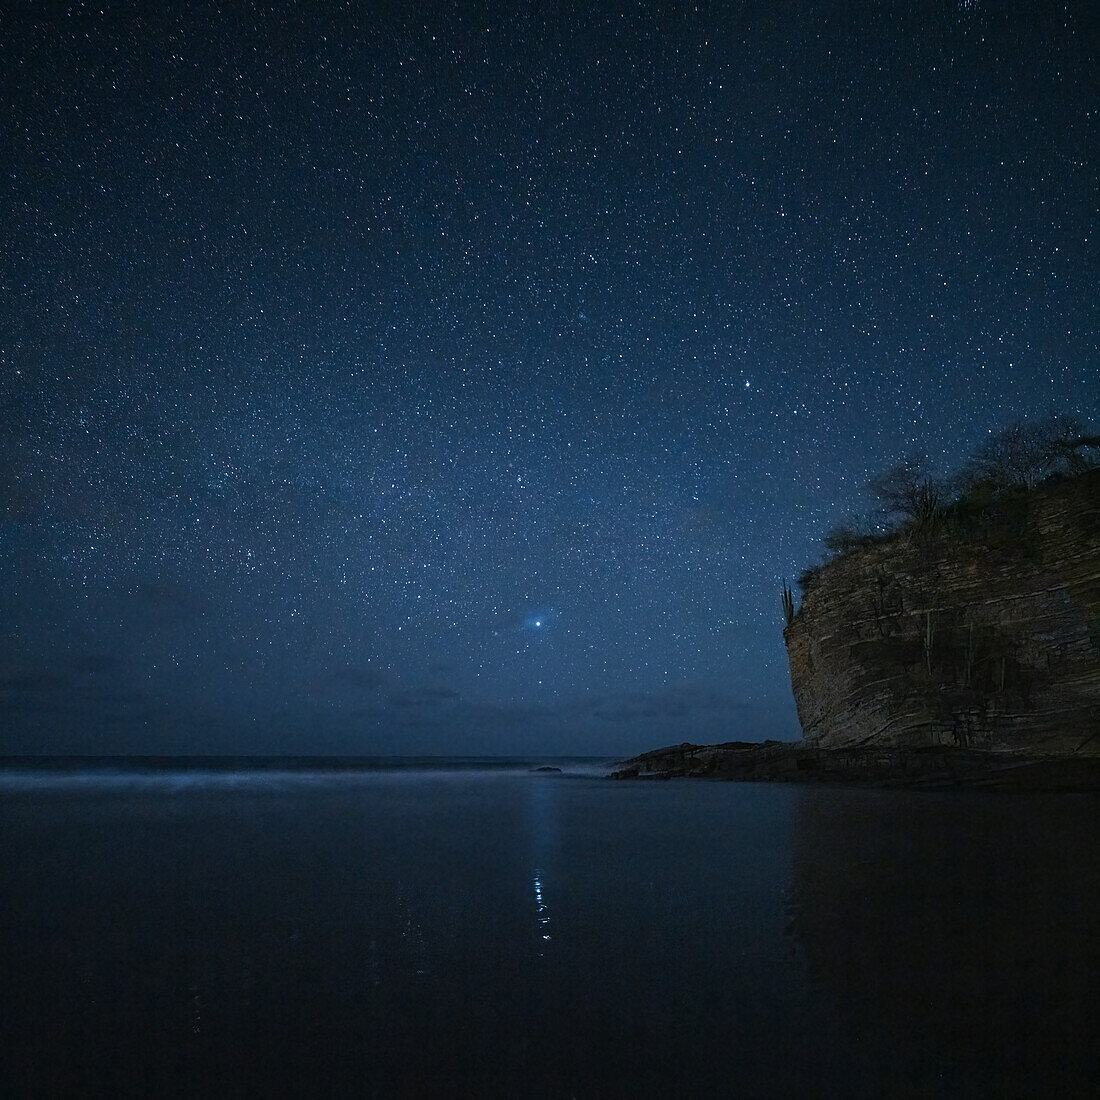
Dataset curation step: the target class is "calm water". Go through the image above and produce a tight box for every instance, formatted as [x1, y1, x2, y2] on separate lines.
[1, 766, 1097, 1098]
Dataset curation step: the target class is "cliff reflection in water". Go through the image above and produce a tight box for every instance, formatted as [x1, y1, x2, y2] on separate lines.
[2, 770, 1097, 1096]
[788, 787, 1100, 1095]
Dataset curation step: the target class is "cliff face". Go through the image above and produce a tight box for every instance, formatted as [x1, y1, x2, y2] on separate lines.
[784, 470, 1100, 754]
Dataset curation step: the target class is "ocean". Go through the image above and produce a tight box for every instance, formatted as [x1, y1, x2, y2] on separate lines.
[1, 761, 1096, 1097]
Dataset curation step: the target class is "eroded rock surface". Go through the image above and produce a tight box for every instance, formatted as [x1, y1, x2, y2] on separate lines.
[785, 470, 1100, 754]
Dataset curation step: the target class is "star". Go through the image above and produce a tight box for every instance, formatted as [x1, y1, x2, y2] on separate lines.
[1, 2, 1090, 755]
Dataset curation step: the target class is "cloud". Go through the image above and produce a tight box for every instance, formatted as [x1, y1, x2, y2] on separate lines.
[387, 686, 462, 709]
[575, 682, 743, 723]
[310, 667, 393, 699]
[65, 653, 120, 676]
[344, 693, 554, 738]
[117, 580, 207, 615]
[0, 651, 123, 698]
[312, 667, 460, 711]
[0, 672, 72, 695]
[0, 654, 162, 742]
[312, 673, 744, 747]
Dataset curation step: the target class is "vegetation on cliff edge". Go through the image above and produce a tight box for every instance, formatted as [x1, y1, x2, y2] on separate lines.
[790, 416, 1099, 610]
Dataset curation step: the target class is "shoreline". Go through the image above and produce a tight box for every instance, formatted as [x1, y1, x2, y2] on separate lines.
[610, 741, 1100, 792]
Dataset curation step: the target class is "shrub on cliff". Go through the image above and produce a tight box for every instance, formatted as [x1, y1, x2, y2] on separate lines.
[797, 565, 820, 594]
[802, 416, 1096, 590]
[956, 415, 1095, 496]
[867, 452, 944, 527]
[822, 521, 890, 554]
[823, 525, 865, 553]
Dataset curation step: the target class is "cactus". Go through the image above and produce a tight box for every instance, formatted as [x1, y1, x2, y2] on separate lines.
[964, 622, 976, 686]
[781, 581, 795, 627]
[913, 480, 942, 533]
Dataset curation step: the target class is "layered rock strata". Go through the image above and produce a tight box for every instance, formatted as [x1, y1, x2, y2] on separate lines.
[785, 470, 1100, 754]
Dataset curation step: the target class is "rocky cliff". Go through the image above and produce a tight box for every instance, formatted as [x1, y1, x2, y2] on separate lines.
[784, 469, 1100, 754]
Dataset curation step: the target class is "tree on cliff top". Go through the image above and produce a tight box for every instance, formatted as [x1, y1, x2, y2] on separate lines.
[867, 451, 942, 529]
[802, 416, 1097, 595]
[957, 415, 1094, 494]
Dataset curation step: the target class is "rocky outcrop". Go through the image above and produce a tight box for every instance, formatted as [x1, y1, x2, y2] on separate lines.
[609, 741, 1100, 791]
[613, 471, 1099, 790]
[784, 470, 1100, 754]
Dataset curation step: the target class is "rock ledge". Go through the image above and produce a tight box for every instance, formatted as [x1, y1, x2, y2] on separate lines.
[611, 741, 1100, 792]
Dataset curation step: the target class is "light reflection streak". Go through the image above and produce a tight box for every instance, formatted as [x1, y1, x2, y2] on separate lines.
[530, 779, 555, 955]
[533, 872, 551, 951]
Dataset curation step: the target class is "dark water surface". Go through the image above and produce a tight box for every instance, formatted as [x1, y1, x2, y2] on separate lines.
[1, 767, 1096, 1097]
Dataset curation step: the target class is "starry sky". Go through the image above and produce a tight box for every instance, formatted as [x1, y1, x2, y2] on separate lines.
[2, 2, 1096, 756]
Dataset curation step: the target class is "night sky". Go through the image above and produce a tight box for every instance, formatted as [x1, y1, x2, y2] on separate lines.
[2, 2, 1096, 756]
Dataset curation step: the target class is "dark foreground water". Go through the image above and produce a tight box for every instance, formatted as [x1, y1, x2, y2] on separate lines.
[1, 766, 1097, 1098]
